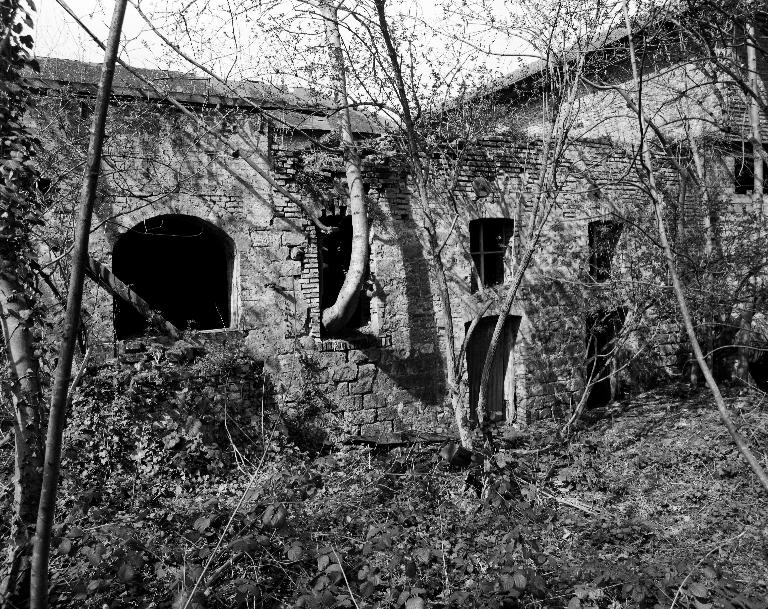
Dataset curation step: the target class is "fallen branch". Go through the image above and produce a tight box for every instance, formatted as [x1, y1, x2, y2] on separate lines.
[66, 348, 91, 409]
[181, 431, 273, 609]
[332, 546, 362, 609]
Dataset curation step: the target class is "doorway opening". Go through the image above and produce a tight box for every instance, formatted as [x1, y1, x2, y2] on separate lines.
[585, 307, 626, 408]
[113, 215, 234, 339]
[466, 315, 520, 423]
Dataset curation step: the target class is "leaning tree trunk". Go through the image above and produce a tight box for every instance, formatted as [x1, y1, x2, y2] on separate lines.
[689, 137, 716, 376]
[475, 223, 545, 444]
[0, 279, 43, 605]
[475, 44, 586, 443]
[319, 3, 369, 333]
[29, 2, 128, 606]
[85, 256, 181, 339]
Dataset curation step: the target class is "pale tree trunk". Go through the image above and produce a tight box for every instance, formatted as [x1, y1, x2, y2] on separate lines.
[319, 2, 369, 333]
[0, 280, 43, 605]
[735, 22, 763, 383]
[748, 22, 764, 208]
[1, 2, 44, 604]
[372, 0, 472, 446]
[29, 2, 127, 606]
[623, 3, 768, 494]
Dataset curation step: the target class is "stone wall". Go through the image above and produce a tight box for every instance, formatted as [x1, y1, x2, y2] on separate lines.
[28, 60, 699, 437]
[31, 76, 453, 438]
[429, 136, 685, 423]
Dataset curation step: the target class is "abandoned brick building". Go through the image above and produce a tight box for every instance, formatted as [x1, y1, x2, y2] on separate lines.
[25, 25, 768, 437]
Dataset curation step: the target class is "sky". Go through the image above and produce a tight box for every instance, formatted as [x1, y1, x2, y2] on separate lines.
[33, 0, 535, 94]
[37, 0, 234, 72]
[36, 1, 457, 71]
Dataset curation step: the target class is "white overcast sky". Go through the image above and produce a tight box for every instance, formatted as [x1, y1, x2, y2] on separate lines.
[37, 2, 470, 70]
[34, 0, 537, 93]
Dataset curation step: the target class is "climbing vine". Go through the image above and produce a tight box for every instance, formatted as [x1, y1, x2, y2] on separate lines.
[1, 0, 45, 295]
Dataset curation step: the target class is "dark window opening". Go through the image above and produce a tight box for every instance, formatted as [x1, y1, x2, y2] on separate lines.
[318, 214, 370, 334]
[588, 220, 622, 282]
[734, 155, 767, 194]
[466, 315, 520, 423]
[585, 307, 626, 408]
[113, 215, 233, 340]
[469, 218, 514, 291]
[748, 354, 768, 393]
[79, 101, 93, 120]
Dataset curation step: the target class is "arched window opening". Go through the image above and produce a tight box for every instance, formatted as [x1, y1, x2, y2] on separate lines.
[318, 214, 370, 334]
[113, 215, 234, 340]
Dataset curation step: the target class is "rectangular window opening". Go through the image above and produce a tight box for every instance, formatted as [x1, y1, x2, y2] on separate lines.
[734, 154, 768, 195]
[318, 214, 371, 336]
[469, 218, 514, 291]
[588, 220, 623, 282]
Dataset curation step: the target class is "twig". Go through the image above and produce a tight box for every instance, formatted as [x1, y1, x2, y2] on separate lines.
[537, 489, 602, 516]
[181, 430, 274, 609]
[669, 531, 746, 609]
[435, 212, 460, 258]
[66, 348, 91, 409]
[331, 546, 361, 609]
[54, 0, 336, 235]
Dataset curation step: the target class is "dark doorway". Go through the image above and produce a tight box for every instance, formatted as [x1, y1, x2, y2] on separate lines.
[318, 214, 370, 334]
[585, 308, 626, 408]
[113, 215, 233, 339]
[466, 315, 520, 423]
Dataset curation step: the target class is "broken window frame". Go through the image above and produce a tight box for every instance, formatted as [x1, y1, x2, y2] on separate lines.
[469, 218, 515, 291]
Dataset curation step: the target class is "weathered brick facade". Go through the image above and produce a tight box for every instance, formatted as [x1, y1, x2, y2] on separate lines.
[26, 40, 766, 437]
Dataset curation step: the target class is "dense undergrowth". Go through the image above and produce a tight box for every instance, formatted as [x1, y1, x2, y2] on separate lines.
[1, 344, 767, 609]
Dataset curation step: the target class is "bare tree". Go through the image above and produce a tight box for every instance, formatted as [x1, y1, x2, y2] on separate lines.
[29, 1, 129, 605]
[319, 2, 370, 333]
[619, 0, 768, 493]
[474, 0, 615, 444]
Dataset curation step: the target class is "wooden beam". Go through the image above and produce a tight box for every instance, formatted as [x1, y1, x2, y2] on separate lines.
[85, 256, 181, 339]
